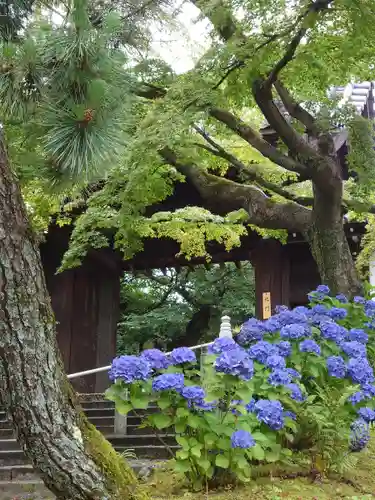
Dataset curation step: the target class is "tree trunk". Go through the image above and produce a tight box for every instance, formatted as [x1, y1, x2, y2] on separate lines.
[305, 181, 362, 297]
[0, 135, 148, 499]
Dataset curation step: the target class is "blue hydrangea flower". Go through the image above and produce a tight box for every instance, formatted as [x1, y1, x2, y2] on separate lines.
[231, 430, 256, 449]
[254, 399, 284, 430]
[347, 358, 374, 385]
[237, 318, 265, 345]
[358, 407, 375, 423]
[341, 341, 367, 359]
[109, 355, 152, 383]
[246, 398, 256, 413]
[312, 304, 329, 315]
[349, 392, 365, 405]
[299, 339, 321, 356]
[268, 369, 293, 386]
[275, 305, 289, 313]
[181, 386, 205, 401]
[152, 373, 185, 392]
[326, 356, 346, 378]
[286, 383, 305, 402]
[141, 349, 170, 370]
[280, 323, 310, 340]
[320, 322, 347, 344]
[348, 329, 368, 344]
[284, 410, 296, 421]
[214, 347, 254, 380]
[328, 307, 347, 320]
[192, 399, 217, 411]
[361, 383, 375, 398]
[293, 306, 310, 315]
[262, 316, 282, 333]
[276, 341, 292, 357]
[309, 313, 332, 327]
[169, 347, 196, 365]
[265, 354, 286, 370]
[336, 294, 348, 303]
[277, 310, 308, 326]
[317, 285, 330, 295]
[350, 418, 370, 451]
[286, 368, 302, 380]
[354, 296, 366, 305]
[248, 341, 279, 364]
[365, 300, 375, 318]
[207, 337, 237, 354]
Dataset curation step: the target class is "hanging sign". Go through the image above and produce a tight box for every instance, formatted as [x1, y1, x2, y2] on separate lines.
[262, 292, 271, 319]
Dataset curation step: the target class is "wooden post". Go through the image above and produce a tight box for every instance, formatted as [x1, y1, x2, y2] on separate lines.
[250, 239, 290, 319]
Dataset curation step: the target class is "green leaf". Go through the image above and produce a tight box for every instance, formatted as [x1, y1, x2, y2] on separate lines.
[174, 460, 191, 473]
[157, 395, 171, 410]
[176, 450, 189, 460]
[188, 415, 202, 429]
[115, 400, 132, 414]
[265, 449, 280, 463]
[251, 444, 265, 461]
[215, 455, 230, 468]
[176, 436, 190, 450]
[190, 446, 202, 458]
[217, 438, 231, 450]
[130, 397, 149, 410]
[235, 386, 253, 401]
[204, 433, 217, 446]
[152, 413, 172, 430]
[197, 458, 211, 471]
[175, 421, 187, 433]
[176, 407, 189, 418]
[250, 431, 270, 443]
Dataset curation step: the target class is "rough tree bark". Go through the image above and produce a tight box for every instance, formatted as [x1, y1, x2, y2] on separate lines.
[0, 135, 148, 499]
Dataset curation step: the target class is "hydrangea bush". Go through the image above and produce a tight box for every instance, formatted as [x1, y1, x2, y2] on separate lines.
[106, 286, 375, 489]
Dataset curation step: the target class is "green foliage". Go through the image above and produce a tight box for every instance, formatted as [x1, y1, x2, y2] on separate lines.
[117, 263, 255, 354]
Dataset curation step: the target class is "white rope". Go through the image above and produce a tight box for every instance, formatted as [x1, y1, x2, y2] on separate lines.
[67, 316, 232, 380]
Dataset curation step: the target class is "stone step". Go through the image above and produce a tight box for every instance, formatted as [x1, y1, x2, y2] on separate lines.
[81, 400, 114, 409]
[83, 407, 115, 418]
[88, 415, 115, 428]
[0, 450, 29, 466]
[0, 459, 165, 485]
[107, 434, 176, 448]
[116, 445, 178, 460]
[126, 424, 173, 436]
[0, 440, 22, 452]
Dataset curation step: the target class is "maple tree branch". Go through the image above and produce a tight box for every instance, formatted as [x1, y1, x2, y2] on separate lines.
[159, 147, 312, 233]
[274, 80, 320, 136]
[265, 0, 335, 86]
[209, 107, 309, 176]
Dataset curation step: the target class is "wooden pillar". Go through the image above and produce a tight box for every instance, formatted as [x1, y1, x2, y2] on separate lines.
[250, 239, 290, 319]
[41, 225, 122, 393]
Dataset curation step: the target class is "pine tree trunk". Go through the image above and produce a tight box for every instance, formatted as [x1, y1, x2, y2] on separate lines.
[0, 135, 148, 499]
[305, 181, 362, 297]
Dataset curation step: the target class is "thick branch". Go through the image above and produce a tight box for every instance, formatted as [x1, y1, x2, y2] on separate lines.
[209, 107, 309, 176]
[274, 80, 320, 136]
[160, 147, 312, 232]
[193, 127, 310, 203]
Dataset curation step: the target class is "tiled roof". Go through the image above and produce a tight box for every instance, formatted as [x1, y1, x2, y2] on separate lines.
[261, 82, 374, 134]
[329, 82, 373, 115]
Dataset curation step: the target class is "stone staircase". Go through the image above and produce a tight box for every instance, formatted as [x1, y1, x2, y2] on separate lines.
[0, 395, 176, 482]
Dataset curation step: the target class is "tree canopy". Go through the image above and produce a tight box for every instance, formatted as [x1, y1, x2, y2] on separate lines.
[117, 262, 255, 354]
[4, 0, 375, 294]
